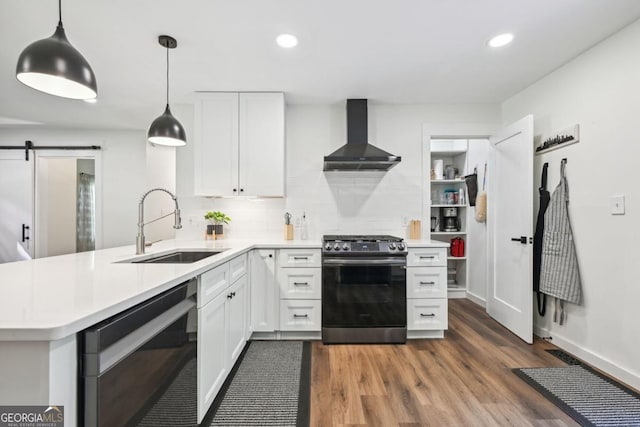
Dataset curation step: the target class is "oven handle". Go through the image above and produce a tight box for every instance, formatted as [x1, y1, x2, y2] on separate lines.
[322, 257, 407, 266]
[98, 298, 196, 375]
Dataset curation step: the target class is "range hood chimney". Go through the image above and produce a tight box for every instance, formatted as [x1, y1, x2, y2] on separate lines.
[323, 99, 401, 171]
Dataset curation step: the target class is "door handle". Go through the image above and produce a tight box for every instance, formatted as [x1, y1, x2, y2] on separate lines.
[511, 236, 527, 244]
[22, 224, 30, 242]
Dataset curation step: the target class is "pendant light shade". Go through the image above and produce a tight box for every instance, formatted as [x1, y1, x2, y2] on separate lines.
[147, 35, 186, 147]
[148, 104, 187, 146]
[16, 1, 97, 100]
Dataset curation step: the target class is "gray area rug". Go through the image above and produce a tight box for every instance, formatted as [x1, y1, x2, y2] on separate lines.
[514, 364, 640, 426]
[209, 340, 306, 426]
[135, 341, 309, 427]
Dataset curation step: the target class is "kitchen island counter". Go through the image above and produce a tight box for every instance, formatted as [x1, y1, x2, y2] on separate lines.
[0, 239, 321, 341]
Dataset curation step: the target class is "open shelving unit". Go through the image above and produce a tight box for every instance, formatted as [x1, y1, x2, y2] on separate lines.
[428, 139, 469, 299]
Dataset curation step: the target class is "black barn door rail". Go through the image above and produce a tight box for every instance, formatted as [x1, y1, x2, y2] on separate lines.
[0, 140, 101, 161]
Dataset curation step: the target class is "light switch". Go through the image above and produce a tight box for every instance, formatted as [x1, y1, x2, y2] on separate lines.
[610, 195, 625, 215]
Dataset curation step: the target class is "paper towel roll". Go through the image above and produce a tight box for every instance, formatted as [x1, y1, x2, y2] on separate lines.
[432, 159, 444, 180]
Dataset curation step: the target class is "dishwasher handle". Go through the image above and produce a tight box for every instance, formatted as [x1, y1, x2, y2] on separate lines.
[95, 298, 195, 375]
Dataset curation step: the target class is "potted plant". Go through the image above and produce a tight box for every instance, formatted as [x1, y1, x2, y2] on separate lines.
[204, 211, 231, 237]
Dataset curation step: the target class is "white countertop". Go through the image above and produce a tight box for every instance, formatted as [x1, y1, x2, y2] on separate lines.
[0, 238, 447, 341]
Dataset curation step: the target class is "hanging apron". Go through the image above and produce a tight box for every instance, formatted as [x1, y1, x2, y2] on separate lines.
[533, 163, 550, 316]
[539, 160, 582, 324]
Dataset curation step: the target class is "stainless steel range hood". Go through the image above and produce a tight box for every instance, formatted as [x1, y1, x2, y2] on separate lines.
[323, 99, 401, 171]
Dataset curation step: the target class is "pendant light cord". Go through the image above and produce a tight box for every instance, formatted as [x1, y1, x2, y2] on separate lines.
[58, 0, 62, 25]
[166, 46, 170, 105]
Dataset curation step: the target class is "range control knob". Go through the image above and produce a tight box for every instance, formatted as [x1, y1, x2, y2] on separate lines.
[397, 242, 406, 250]
[334, 243, 341, 251]
[325, 243, 332, 251]
[342, 244, 349, 251]
[389, 242, 397, 250]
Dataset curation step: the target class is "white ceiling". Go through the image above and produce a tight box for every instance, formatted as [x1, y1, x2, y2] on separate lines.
[1, 0, 640, 130]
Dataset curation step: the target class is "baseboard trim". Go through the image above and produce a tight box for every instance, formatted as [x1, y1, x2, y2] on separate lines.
[465, 291, 486, 307]
[535, 325, 640, 392]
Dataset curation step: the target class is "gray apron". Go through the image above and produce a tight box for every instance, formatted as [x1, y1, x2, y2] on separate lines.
[539, 159, 582, 324]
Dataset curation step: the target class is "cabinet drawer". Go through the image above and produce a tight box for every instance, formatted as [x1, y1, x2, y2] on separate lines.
[407, 299, 448, 331]
[407, 267, 447, 299]
[279, 300, 321, 331]
[407, 248, 447, 267]
[278, 268, 321, 299]
[229, 253, 247, 283]
[278, 249, 321, 268]
[198, 263, 230, 307]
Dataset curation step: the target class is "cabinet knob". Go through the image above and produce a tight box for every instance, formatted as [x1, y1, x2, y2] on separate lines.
[233, 188, 237, 192]
[268, 254, 273, 258]
[240, 188, 244, 192]
[231, 292, 236, 297]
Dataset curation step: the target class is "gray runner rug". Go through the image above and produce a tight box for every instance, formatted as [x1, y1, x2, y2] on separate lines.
[514, 364, 640, 426]
[208, 340, 310, 426]
[136, 340, 310, 427]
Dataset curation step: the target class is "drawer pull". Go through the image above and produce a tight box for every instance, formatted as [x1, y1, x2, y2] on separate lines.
[419, 255, 435, 259]
[420, 313, 436, 317]
[293, 282, 309, 286]
[293, 314, 309, 318]
[293, 256, 309, 260]
[419, 281, 435, 285]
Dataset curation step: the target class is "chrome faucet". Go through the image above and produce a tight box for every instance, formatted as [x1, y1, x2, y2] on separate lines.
[136, 188, 182, 255]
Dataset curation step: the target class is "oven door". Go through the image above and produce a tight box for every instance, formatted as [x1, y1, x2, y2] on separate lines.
[322, 256, 407, 330]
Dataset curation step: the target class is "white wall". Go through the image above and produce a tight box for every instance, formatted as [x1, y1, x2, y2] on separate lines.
[502, 19, 640, 389]
[176, 103, 500, 240]
[0, 128, 147, 249]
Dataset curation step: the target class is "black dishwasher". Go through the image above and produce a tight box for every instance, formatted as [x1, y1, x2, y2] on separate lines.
[80, 279, 197, 427]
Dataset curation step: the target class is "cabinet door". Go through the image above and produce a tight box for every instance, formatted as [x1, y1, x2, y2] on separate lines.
[194, 93, 239, 196]
[197, 292, 227, 423]
[238, 92, 285, 197]
[250, 250, 278, 332]
[227, 275, 247, 366]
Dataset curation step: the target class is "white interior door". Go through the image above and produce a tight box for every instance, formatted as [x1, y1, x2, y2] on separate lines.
[487, 115, 534, 343]
[0, 152, 34, 262]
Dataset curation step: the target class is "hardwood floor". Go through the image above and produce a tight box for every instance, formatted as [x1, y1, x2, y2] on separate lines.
[310, 299, 578, 427]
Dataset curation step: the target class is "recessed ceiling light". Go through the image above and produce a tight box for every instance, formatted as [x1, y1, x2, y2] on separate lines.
[276, 34, 298, 48]
[488, 33, 514, 48]
[83, 98, 97, 103]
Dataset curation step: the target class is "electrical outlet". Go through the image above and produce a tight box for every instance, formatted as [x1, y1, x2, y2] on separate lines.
[610, 195, 625, 215]
[401, 216, 409, 227]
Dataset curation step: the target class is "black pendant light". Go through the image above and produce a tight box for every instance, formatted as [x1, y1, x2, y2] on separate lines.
[16, 0, 97, 100]
[147, 35, 186, 147]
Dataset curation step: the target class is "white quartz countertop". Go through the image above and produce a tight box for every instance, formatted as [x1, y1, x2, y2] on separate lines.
[0, 238, 447, 341]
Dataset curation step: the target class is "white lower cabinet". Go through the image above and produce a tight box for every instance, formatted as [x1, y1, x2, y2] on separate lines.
[197, 290, 227, 422]
[250, 249, 278, 332]
[279, 299, 321, 331]
[407, 247, 448, 336]
[197, 254, 249, 423]
[408, 299, 448, 330]
[277, 249, 322, 332]
[227, 275, 247, 366]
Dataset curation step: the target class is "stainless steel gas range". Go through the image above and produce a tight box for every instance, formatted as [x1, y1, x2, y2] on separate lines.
[321, 235, 407, 344]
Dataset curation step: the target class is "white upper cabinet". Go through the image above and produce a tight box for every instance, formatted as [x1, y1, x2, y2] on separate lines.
[194, 92, 285, 197]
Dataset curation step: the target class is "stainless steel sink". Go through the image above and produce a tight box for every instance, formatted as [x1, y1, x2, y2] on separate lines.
[127, 250, 224, 264]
